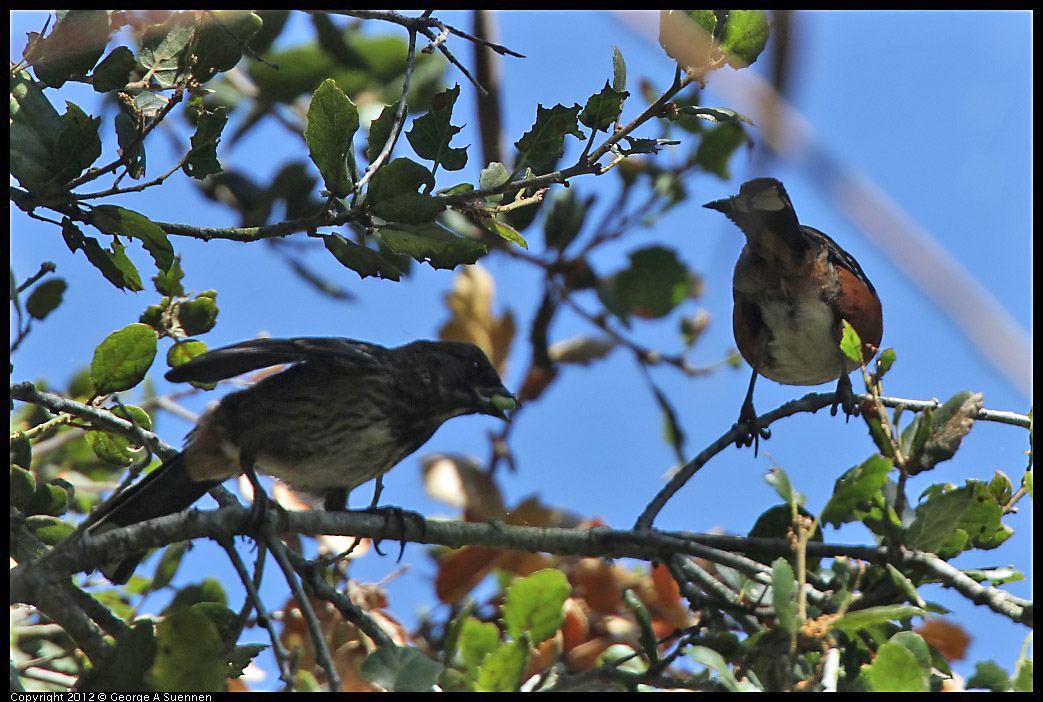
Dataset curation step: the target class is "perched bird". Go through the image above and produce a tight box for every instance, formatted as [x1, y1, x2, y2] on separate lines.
[89, 337, 516, 583]
[703, 178, 883, 452]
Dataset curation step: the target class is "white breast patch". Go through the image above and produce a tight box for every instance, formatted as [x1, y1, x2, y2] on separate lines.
[757, 297, 848, 385]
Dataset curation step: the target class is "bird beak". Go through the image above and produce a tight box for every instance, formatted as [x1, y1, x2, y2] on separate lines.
[703, 196, 734, 214]
[478, 386, 518, 422]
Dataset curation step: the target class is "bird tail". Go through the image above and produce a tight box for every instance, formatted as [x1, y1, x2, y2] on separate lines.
[89, 452, 220, 584]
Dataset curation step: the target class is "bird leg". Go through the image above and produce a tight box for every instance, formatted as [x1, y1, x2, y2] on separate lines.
[735, 370, 771, 456]
[241, 456, 277, 533]
[329, 476, 427, 563]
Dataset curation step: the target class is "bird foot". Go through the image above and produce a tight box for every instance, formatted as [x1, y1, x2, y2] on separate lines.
[830, 374, 860, 422]
[336, 505, 427, 563]
[734, 399, 771, 456]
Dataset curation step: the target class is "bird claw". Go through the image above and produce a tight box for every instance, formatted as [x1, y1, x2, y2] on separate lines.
[734, 400, 771, 455]
[359, 505, 427, 562]
[830, 374, 860, 422]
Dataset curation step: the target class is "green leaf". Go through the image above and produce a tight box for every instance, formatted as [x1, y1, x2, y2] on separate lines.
[115, 110, 147, 179]
[54, 102, 103, 183]
[579, 82, 628, 133]
[62, 227, 145, 292]
[85, 405, 152, 466]
[889, 631, 934, 671]
[952, 480, 1011, 552]
[376, 223, 485, 271]
[653, 383, 686, 463]
[966, 659, 1013, 692]
[961, 565, 1024, 586]
[323, 233, 404, 281]
[829, 605, 924, 636]
[914, 391, 983, 474]
[227, 644, 268, 681]
[132, 90, 169, 120]
[676, 105, 754, 126]
[478, 163, 510, 190]
[688, 645, 746, 692]
[1012, 654, 1032, 692]
[10, 70, 62, 193]
[764, 466, 803, 509]
[502, 568, 570, 643]
[770, 558, 798, 641]
[182, 106, 229, 179]
[611, 46, 627, 93]
[367, 157, 435, 204]
[163, 577, 228, 613]
[10, 463, 37, 509]
[839, 319, 864, 363]
[78, 621, 157, 692]
[865, 639, 929, 692]
[177, 294, 219, 336]
[103, 239, 145, 292]
[366, 158, 445, 223]
[821, 455, 893, 528]
[92, 46, 136, 92]
[597, 246, 692, 321]
[694, 122, 749, 180]
[167, 340, 209, 371]
[91, 323, 158, 395]
[406, 84, 468, 171]
[457, 618, 500, 684]
[25, 480, 71, 517]
[877, 346, 897, 372]
[305, 78, 359, 197]
[191, 10, 262, 81]
[618, 136, 678, 155]
[365, 101, 400, 164]
[25, 278, 67, 320]
[139, 12, 196, 89]
[372, 193, 446, 225]
[474, 640, 526, 693]
[900, 411, 934, 470]
[361, 645, 443, 692]
[152, 257, 185, 297]
[904, 485, 973, 553]
[543, 189, 592, 252]
[987, 470, 1013, 505]
[478, 219, 528, 249]
[659, 11, 718, 77]
[250, 43, 336, 104]
[718, 10, 770, 69]
[32, 10, 111, 88]
[25, 515, 76, 545]
[86, 428, 137, 466]
[150, 607, 227, 692]
[147, 542, 189, 592]
[514, 103, 583, 174]
[623, 589, 659, 663]
[92, 205, 175, 273]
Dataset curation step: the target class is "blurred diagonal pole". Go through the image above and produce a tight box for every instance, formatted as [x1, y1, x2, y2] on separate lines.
[615, 10, 1031, 399]
[473, 10, 505, 167]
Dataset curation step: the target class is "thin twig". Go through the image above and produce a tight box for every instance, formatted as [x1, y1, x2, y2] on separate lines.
[353, 28, 418, 196]
[261, 523, 343, 692]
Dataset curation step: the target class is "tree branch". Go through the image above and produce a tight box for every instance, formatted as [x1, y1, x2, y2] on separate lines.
[15, 506, 1029, 627]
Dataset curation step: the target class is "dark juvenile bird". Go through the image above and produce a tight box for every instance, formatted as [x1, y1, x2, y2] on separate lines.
[89, 337, 516, 583]
[703, 178, 883, 452]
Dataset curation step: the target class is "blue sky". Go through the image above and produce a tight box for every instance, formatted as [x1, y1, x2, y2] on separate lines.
[10, 10, 1031, 687]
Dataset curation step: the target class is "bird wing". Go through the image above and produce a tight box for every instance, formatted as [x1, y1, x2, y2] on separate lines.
[165, 337, 387, 384]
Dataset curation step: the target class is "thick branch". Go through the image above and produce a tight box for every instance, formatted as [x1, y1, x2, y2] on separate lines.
[15, 506, 1029, 627]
